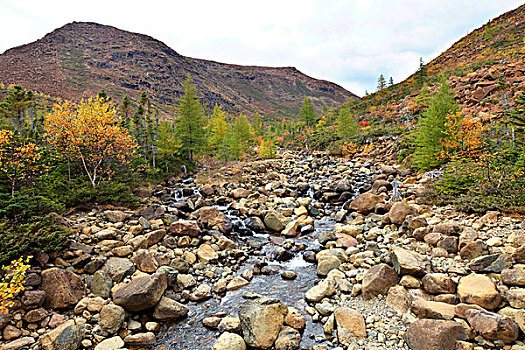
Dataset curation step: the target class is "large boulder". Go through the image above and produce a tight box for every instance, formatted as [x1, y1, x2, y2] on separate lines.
[264, 211, 288, 232]
[169, 220, 201, 237]
[274, 326, 301, 350]
[99, 304, 125, 334]
[349, 193, 382, 214]
[239, 298, 288, 349]
[40, 320, 82, 350]
[361, 263, 399, 299]
[334, 308, 366, 343]
[305, 279, 337, 302]
[465, 309, 519, 344]
[457, 274, 501, 310]
[391, 247, 432, 277]
[212, 332, 246, 350]
[195, 206, 227, 227]
[103, 257, 135, 283]
[388, 202, 414, 225]
[135, 204, 165, 220]
[41, 268, 85, 309]
[422, 273, 457, 294]
[405, 319, 466, 350]
[113, 273, 167, 311]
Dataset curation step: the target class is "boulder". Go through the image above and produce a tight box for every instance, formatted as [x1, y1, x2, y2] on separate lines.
[105, 210, 126, 223]
[169, 220, 201, 237]
[21, 290, 46, 309]
[501, 268, 525, 286]
[90, 270, 113, 299]
[227, 276, 250, 291]
[349, 193, 382, 214]
[469, 254, 513, 273]
[197, 244, 219, 263]
[411, 300, 455, 320]
[391, 247, 432, 277]
[274, 326, 301, 350]
[317, 255, 341, 276]
[153, 296, 189, 320]
[465, 309, 519, 344]
[459, 241, 489, 261]
[284, 307, 306, 330]
[239, 298, 288, 349]
[123, 332, 156, 347]
[362, 263, 399, 299]
[131, 249, 159, 273]
[506, 288, 525, 308]
[386, 285, 413, 314]
[405, 319, 466, 350]
[305, 279, 337, 302]
[99, 304, 125, 334]
[264, 211, 288, 232]
[41, 268, 85, 309]
[94, 336, 124, 350]
[1, 337, 35, 350]
[113, 273, 167, 311]
[135, 204, 165, 220]
[422, 273, 457, 294]
[388, 202, 414, 225]
[212, 332, 246, 350]
[232, 188, 250, 199]
[40, 320, 82, 350]
[457, 273, 501, 310]
[334, 308, 366, 343]
[103, 257, 135, 283]
[195, 206, 227, 227]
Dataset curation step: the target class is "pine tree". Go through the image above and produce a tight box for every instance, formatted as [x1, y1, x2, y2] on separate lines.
[299, 97, 316, 126]
[388, 77, 394, 86]
[120, 95, 131, 129]
[377, 74, 386, 91]
[416, 58, 428, 89]
[508, 91, 525, 146]
[0, 85, 34, 136]
[176, 76, 206, 163]
[413, 82, 459, 170]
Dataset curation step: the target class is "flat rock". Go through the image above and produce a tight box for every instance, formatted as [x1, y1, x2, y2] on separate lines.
[40, 320, 82, 350]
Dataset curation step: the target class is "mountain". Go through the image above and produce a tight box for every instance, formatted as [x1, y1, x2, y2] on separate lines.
[359, 4, 525, 123]
[0, 22, 357, 118]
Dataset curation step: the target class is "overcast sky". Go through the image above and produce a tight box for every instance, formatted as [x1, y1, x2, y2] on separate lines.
[0, 0, 523, 96]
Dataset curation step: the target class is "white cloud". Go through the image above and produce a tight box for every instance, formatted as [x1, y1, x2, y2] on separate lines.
[0, 0, 523, 96]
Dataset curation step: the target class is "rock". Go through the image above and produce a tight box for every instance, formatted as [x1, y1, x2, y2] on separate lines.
[40, 320, 82, 350]
[94, 336, 124, 350]
[506, 288, 525, 308]
[404, 319, 466, 350]
[459, 241, 489, 261]
[1, 337, 35, 350]
[239, 297, 288, 349]
[196, 206, 227, 227]
[153, 296, 189, 320]
[264, 211, 288, 232]
[245, 217, 265, 232]
[386, 285, 413, 314]
[227, 276, 250, 291]
[317, 255, 341, 276]
[391, 246, 432, 277]
[334, 308, 366, 343]
[218, 317, 241, 333]
[349, 193, 382, 214]
[21, 290, 46, 309]
[3, 325, 21, 340]
[190, 283, 212, 301]
[232, 188, 250, 198]
[90, 270, 113, 299]
[145, 229, 166, 246]
[103, 257, 135, 283]
[99, 304, 125, 334]
[465, 309, 519, 344]
[197, 244, 219, 262]
[361, 263, 399, 299]
[135, 204, 165, 220]
[123, 332, 156, 347]
[501, 268, 525, 286]
[469, 254, 513, 273]
[24, 308, 49, 323]
[131, 249, 159, 273]
[41, 268, 85, 309]
[422, 273, 457, 294]
[499, 307, 525, 333]
[212, 332, 246, 350]
[305, 279, 337, 302]
[177, 274, 197, 289]
[274, 326, 301, 350]
[169, 220, 201, 236]
[113, 273, 167, 311]
[411, 300, 456, 320]
[433, 223, 461, 235]
[514, 244, 525, 263]
[105, 210, 126, 223]
[284, 307, 306, 330]
[388, 202, 414, 225]
[457, 273, 501, 310]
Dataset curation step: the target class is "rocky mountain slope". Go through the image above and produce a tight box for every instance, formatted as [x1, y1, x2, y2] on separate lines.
[361, 3, 525, 123]
[0, 22, 357, 118]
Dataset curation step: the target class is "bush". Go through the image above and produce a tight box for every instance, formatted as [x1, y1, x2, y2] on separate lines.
[0, 214, 70, 263]
[62, 181, 139, 208]
[0, 194, 63, 223]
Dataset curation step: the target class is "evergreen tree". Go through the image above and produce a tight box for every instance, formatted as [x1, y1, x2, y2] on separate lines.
[337, 103, 359, 142]
[97, 89, 112, 103]
[507, 91, 525, 146]
[377, 74, 386, 91]
[206, 105, 229, 152]
[223, 114, 253, 160]
[388, 77, 394, 86]
[416, 58, 428, 89]
[413, 82, 459, 170]
[0, 85, 34, 136]
[299, 97, 316, 126]
[120, 95, 131, 129]
[175, 76, 206, 163]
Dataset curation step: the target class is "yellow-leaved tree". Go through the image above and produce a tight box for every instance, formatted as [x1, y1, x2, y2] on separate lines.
[45, 98, 137, 188]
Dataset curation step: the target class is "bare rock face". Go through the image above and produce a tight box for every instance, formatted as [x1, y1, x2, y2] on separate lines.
[405, 319, 467, 350]
[112, 273, 167, 312]
[361, 263, 399, 299]
[41, 268, 85, 309]
[465, 309, 519, 344]
[239, 298, 288, 349]
[457, 273, 501, 310]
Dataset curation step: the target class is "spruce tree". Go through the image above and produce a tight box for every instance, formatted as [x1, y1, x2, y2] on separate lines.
[0, 85, 34, 136]
[120, 95, 131, 129]
[337, 103, 359, 142]
[389, 77, 394, 86]
[377, 74, 386, 91]
[416, 58, 428, 89]
[299, 97, 316, 126]
[508, 91, 525, 146]
[413, 82, 459, 170]
[176, 76, 206, 163]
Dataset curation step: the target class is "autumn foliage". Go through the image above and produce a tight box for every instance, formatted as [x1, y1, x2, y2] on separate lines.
[0, 256, 30, 314]
[45, 98, 137, 188]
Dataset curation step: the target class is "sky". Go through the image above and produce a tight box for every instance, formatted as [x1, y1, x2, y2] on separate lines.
[0, 0, 523, 96]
